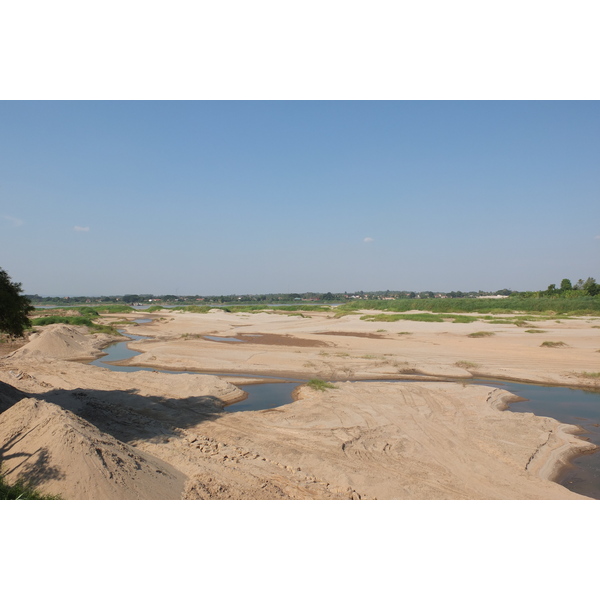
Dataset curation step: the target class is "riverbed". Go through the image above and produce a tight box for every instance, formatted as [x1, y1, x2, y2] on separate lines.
[88, 320, 600, 498]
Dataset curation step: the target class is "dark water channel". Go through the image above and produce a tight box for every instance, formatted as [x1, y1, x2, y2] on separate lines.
[468, 378, 600, 499]
[91, 321, 600, 498]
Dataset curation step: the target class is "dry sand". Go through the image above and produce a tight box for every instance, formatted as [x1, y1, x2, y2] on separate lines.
[1, 309, 598, 499]
[114, 310, 600, 386]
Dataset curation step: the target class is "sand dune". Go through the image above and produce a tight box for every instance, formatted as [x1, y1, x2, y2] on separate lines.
[0, 396, 186, 499]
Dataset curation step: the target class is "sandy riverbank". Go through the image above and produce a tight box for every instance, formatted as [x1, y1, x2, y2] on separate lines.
[0, 308, 598, 499]
[107, 309, 600, 386]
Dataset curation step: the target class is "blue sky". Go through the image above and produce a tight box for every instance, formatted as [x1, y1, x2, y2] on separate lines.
[1, 101, 599, 296]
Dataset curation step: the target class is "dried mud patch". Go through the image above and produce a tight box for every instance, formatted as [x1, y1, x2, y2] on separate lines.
[315, 331, 386, 339]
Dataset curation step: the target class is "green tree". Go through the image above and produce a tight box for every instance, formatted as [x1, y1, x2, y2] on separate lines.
[560, 279, 572, 292]
[583, 277, 597, 292]
[0, 267, 33, 337]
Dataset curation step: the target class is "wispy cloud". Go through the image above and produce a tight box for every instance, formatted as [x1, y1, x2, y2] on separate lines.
[74, 225, 90, 232]
[1, 215, 23, 227]
[363, 237, 374, 243]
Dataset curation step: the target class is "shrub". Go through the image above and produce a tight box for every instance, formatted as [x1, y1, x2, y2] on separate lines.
[541, 341, 568, 348]
[0, 469, 60, 500]
[306, 379, 337, 391]
[95, 304, 135, 313]
[455, 361, 479, 368]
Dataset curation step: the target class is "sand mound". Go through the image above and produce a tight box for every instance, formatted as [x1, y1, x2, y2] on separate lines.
[0, 380, 25, 413]
[0, 397, 187, 499]
[11, 324, 114, 361]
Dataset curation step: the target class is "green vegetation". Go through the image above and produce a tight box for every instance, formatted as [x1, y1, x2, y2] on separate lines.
[342, 296, 600, 316]
[277, 305, 333, 312]
[525, 329, 547, 333]
[178, 305, 214, 314]
[32, 315, 95, 327]
[580, 372, 600, 379]
[455, 361, 479, 369]
[468, 331, 495, 338]
[306, 379, 337, 391]
[94, 304, 135, 314]
[540, 341, 568, 348]
[361, 313, 445, 323]
[144, 305, 166, 312]
[223, 305, 270, 313]
[451, 315, 478, 323]
[30, 315, 119, 336]
[0, 267, 33, 337]
[0, 469, 60, 500]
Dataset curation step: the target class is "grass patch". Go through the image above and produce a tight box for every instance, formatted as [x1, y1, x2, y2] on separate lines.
[89, 324, 120, 335]
[179, 305, 218, 314]
[95, 304, 135, 314]
[541, 341, 568, 348]
[580, 372, 600, 378]
[342, 297, 600, 316]
[361, 313, 445, 323]
[273, 305, 333, 312]
[468, 331, 495, 338]
[333, 310, 362, 318]
[362, 312, 479, 324]
[31, 315, 94, 327]
[455, 361, 479, 369]
[452, 315, 478, 323]
[525, 329, 547, 333]
[30, 316, 119, 336]
[143, 305, 167, 312]
[306, 378, 337, 391]
[0, 469, 60, 500]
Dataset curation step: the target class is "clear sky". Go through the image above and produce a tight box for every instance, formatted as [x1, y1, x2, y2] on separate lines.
[1, 101, 599, 296]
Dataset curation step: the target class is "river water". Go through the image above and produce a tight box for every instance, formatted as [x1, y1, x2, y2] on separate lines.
[90, 321, 600, 498]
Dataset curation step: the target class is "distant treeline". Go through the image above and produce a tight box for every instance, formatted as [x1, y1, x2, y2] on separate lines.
[26, 289, 515, 306]
[25, 277, 598, 308]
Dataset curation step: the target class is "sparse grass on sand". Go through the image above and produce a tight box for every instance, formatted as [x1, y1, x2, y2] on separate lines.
[30, 315, 119, 336]
[306, 379, 337, 391]
[580, 372, 600, 379]
[468, 331, 495, 338]
[0, 469, 60, 500]
[541, 341, 569, 348]
[455, 361, 479, 369]
[525, 329, 547, 333]
[341, 296, 600, 316]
